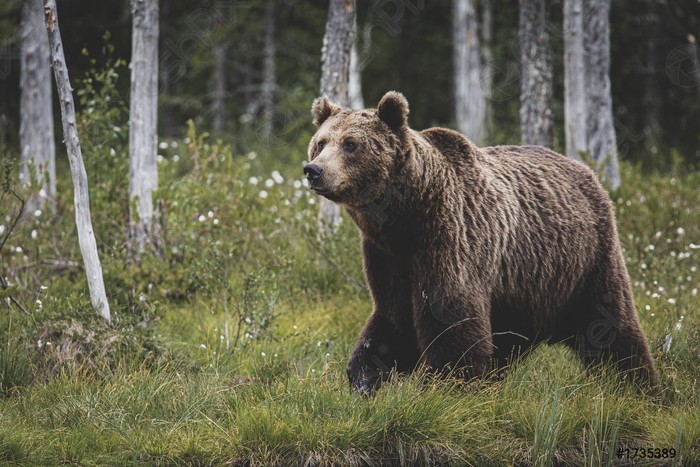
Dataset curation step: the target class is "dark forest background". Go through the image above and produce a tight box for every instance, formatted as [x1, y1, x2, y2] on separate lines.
[1, 0, 699, 169]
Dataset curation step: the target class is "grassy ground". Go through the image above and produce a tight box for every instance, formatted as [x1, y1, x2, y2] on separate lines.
[1, 119, 699, 465]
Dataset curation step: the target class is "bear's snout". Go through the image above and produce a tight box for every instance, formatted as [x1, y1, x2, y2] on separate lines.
[303, 163, 323, 183]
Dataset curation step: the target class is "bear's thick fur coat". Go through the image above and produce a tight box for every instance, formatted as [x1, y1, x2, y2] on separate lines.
[305, 91, 658, 392]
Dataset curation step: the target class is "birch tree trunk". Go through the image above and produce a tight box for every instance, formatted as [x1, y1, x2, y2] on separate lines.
[317, 0, 354, 233]
[480, 0, 493, 131]
[563, 0, 586, 160]
[20, 0, 55, 205]
[454, 0, 486, 144]
[519, 0, 553, 147]
[211, 4, 228, 133]
[44, 0, 111, 324]
[129, 0, 159, 252]
[584, 0, 620, 189]
[260, 0, 277, 143]
[348, 40, 364, 109]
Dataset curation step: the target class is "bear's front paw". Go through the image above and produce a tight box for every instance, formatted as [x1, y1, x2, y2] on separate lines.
[346, 355, 381, 396]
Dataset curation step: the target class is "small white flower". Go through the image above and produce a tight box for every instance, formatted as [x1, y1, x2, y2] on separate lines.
[35, 299, 42, 309]
[317, 340, 322, 347]
[159, 141, 168, 149]
[39, 188, 47, 198]
[14, 246, 23, 254]
[247, 151, 257, 160]
[213, 219, 219, 225]
[668, 298, 676, 305]
[272, 170, 284, 184]
[207, 211, 214, 218]
[173, 155, 180, 162]
[309, 197, 316, 205]
[645, 305, 651, 311]
[40, 285, 48, 291]
[34, 209, 42, 217]
[689, 244, 700, 250]
[641, 263, 647, 270]
[261, 352, 266, 357]
[110, 147, 116, 157]
[293, 180, 302, 189]
[676, 227, 685, 236]
[647, 245, 655, 251]
[265, 178, 274, 188]
[199, 344, 206, 349]
[248, 176, 259, 185]
[31, 230, 38, 240]
[652, 293, 660, 298]
[157, 155, 165, 163]
[259, 190, 269, 199]
[198, 214, 206, 222]
[0, 225, 4, 235]
[171, 141, 179, 149]
[293, 325, 298, 330]
[655, 231, 662, 239]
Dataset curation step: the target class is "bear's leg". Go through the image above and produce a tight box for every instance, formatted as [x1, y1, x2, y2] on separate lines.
[411, 283, 494, 379]
[347, 240, 420, 394]
[568, 255, 659, 387]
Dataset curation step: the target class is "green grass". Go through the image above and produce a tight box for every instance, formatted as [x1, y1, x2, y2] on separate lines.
[1, 121, 699, 465]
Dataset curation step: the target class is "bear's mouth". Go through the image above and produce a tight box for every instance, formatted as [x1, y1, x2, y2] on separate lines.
[310, 186, 331, 195]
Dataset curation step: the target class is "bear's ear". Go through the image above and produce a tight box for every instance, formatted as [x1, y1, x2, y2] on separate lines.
[377, 91, 409, 132]
[311, 95, 342, 127]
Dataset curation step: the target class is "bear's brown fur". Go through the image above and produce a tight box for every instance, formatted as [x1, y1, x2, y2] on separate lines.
[305, 91, 659, 393]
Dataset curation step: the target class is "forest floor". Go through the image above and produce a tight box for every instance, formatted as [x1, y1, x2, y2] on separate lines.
[1, 126, 699, 465]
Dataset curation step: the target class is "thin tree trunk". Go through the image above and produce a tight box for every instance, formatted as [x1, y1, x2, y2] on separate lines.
[519, 0, 553, 147]
[44, 0, 111, 324]
[211, 19, 228, 133]
[454, 0, 486, 144]
[348, 18, 364, 109]
[564, 0, 586, 160]
[317, 0, 354, 233]
[260, 0, 277, 143]
[129, 0, 159, 253]
[480, 0, 493, 132]
[20, 0, 55, 204]
[584, 0, 620, 189]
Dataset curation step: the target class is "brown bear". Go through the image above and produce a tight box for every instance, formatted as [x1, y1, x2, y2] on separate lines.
[304, 91, 659, 393]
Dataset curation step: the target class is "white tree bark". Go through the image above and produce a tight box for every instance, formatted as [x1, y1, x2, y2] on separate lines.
[564, 0, 587, 160]
[348, 41, 364, 109]
[44, 0, 111, 324]
[348, 17, 364, 110]
[129, 0, 159, 251]
[584, 0, 620, 189]
[260, 0, 277, 143]
[210, 4, 228, 134]
[318, 0, 354, 233]
[20, 0, 55, 204]
[480, 0, 493, 130]
[519, 0, 553, 147]
[453, 0, 486, 144]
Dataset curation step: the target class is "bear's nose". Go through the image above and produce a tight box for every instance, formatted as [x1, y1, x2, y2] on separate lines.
[303, 163, 323, 182]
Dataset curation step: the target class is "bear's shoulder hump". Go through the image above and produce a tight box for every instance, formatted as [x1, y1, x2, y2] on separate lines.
[419, 127, 480, 163]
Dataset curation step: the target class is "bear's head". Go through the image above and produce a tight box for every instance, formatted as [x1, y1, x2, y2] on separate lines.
[304, 91, 410, 208]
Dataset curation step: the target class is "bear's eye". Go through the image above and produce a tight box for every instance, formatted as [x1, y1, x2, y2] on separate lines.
[343, 140, 356, 152]
[317, 141, 326, 151]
